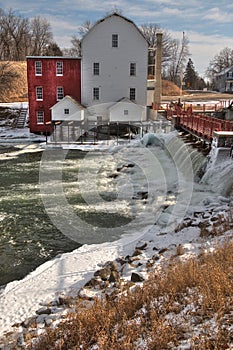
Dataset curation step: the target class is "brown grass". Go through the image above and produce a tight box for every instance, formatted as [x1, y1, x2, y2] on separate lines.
[0, 61, 28, 102]
[30, 240, 233, 350]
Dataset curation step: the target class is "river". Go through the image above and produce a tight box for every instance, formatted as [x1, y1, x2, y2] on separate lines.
[0, 144, 131, 286]
[0, 131, 232, 288]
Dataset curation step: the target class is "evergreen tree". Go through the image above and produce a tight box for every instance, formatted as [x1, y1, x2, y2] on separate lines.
[184, 58, 198, 89]
[43, 42, 63, 56]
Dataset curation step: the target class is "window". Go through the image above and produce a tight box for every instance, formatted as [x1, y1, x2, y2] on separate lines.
[130, 63, 136, 76]
[93, 62, 100, 75]
[112, 34, 118, 48]
[56, 62, 63, 75]
[64, 108, 69, 115]
[93, 87, 100, 100]
[129, 88, 136, 101]
[36, 86, 43, 100]
[124, 110, 129, 115]
[37, 111, 44, 124]
[57, 86, 64, 100]
[35, 61, 42, 75]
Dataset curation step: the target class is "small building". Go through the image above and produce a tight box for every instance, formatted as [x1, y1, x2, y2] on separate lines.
[27, 56, 81, 134]
[215, 66, 233, 93]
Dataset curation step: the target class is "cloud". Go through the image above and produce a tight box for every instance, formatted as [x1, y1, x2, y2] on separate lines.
[202, 7, 233, 23]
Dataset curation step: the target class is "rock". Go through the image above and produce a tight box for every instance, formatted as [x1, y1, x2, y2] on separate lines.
[136, 242, 147, 250]
[108, 173, 119, 179]
[22, 316, 37, 329]
[159, 248, 168, 254]
[94, 261, 119, 282]
[116, 257, 127, 265]
[84, 277, 101, 288]
[94, 266, 111, 280]
[131, 272, 145, 283]
[36, 307, 52, 316]
[109, 270, 119, 283]
[17, 333, 25, 347]
[152, 254, 160, 261]
[44, 317, 53, 327]
[132, 248, 142, 257]
[138, 191, 148, 200]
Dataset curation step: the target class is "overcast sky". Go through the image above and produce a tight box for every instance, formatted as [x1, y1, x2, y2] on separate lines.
[1, 0, 233, 76]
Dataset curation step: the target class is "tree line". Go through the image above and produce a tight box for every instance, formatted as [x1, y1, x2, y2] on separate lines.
[0, 7, 232, 91]
[0, 8, 62, 60]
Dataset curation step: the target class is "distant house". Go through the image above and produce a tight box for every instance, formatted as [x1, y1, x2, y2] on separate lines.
[27, 57, 81, 133]
[27, 13, 148, 138]
[215, 66, 233, 93]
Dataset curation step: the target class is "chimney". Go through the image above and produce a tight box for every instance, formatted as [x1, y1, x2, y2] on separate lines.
[153, 32, 163, 111]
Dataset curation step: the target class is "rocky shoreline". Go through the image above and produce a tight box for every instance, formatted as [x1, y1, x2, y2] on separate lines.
[0, 203, 232, 349]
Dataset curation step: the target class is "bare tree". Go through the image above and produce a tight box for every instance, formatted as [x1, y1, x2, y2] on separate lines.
[63, 21, 93, 57]
[0, 9, 31, 60]
[63, 35, 82, 57]
[139, 24, 187, 81]
[165, 32, 189, 86]
[206, 47, 233, 83]
[0, 9, 56, 60]
[205, 47, 233, 89]
[29, 16, 53, 56]
[78, 20, 93, 38]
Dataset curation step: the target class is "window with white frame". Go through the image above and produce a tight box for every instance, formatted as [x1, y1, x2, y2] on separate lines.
[93, 62, 100, 75]
[36, 86, 43, 100]
[93, 87, 100, 100]
[37, 111, 44, 124]
[112, 34, 118, 48]
[57, 86, 64, 100]
[130, 63, 136, 76]
[124, 110, 129, 115]
[64, 108, 69, 115]
[56, 62, 63, 75]
[35, 61, 42, 75]
[129, 88, 136, 101]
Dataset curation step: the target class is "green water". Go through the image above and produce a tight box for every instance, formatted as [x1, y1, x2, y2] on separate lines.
[0, 145, 131, 286]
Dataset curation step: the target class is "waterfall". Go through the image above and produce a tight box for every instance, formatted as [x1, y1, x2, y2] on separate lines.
[200, 159, 233, 196]
[143, 131, 207, 182]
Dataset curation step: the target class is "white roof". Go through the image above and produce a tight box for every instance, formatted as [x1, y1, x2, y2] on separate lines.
[213, 131, 233, 137]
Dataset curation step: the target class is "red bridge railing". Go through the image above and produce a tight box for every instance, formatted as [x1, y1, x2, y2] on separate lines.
[176, 113, 233, 140]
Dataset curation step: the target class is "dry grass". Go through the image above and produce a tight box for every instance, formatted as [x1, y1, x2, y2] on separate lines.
[162, 91, 233, 103]
[162, 80, 181, 96]
[30, 240, 233, 350]
[0, 61, 28, 102]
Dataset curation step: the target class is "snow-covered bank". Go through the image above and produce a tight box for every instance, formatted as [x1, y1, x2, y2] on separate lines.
[0, 205, 232, 348]
[0, 127, 45, 144]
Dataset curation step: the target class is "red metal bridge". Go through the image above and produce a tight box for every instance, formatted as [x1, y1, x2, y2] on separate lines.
[166, 103, 233, 142]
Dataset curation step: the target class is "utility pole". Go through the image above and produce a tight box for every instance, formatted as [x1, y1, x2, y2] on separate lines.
[179, 31, 185, 101]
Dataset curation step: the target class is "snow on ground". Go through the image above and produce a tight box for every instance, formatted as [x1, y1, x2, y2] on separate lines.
[0, 219, 220, 336]
[0, 102, 45, 144]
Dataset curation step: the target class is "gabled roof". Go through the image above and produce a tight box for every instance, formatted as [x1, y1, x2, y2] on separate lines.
[50, 95, 86, 110]
[81, 12, 148, 44]
[108, 97, 144, 111]
[215, 66, 233, 76]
